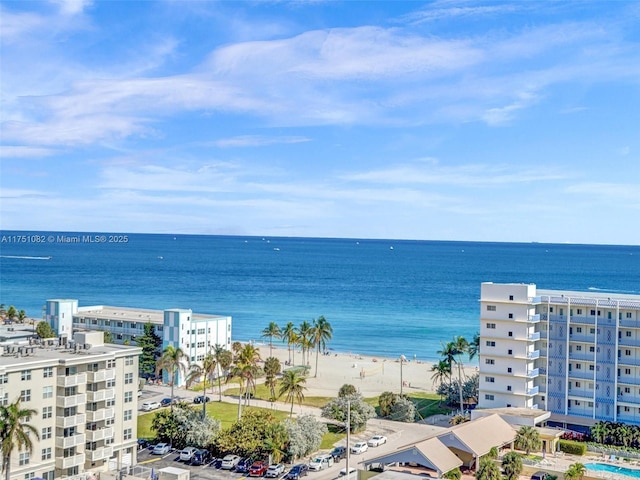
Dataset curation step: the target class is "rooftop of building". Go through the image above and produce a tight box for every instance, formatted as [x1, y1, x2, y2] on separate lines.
[72, 304, 228, 324]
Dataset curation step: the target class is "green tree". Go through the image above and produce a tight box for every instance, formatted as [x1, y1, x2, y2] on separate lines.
[214, 410, 279, 458]
[17, 310, 26, 323]
[5, 306, 17, 323]
[298, 320, 313, 365]
[103, 331, 114, 343]
[281, 322, 298, 365]
[501, 451, 523, 480]
[284, 415, 327, 460]
[35, 321, 56, 339]
[378, 391, 396, 417]
[452, 335, 469, 413]
[279, 370, 307, 417]
[431, 360, 451, 404]
[232, 343, 261, 418]
[443, 468, 462, 480]
[151, 401, 189, 448]
[339, 384, 357, 397]
[136, 322, 162, 377]
[263, 422, 289, 464]
[321, 393, 375, 433]
[213, 345, 233, 402]
[311, 316, 332, 378]
[0, 398, 39, 480]
[468, 332, 480, 361]
[515, 425, 542, 455]
[475, 457, 501, 480]
[264, 356, 282, 401]
[156, 345, 189, 408]
[565, 463, 586, 480]
[262, 322, 281, 358]
[186, 352, 217, 419]
[390, 395, 416, 423]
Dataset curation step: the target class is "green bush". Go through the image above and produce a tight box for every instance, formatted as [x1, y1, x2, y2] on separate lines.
[559, 439, 587, 455]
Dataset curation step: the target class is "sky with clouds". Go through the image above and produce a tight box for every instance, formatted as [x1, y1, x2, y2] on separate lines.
[1, 0, 639, 244]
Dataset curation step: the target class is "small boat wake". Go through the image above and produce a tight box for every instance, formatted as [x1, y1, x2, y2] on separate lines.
[0, 255, 52, 260]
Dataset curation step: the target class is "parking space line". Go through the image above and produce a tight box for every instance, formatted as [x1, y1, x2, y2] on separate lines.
[139, 458, 161, 465]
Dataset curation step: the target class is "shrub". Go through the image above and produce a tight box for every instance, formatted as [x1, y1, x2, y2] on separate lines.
[559, 439, 587, 456]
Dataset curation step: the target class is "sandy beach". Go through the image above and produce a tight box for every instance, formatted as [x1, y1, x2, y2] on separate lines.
[256, 344, 478, 398]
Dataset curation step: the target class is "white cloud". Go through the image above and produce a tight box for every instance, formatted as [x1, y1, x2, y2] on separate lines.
[214, 135, 311, 148]
[51, 0, 92, 15]
[0, 146, 59, 158]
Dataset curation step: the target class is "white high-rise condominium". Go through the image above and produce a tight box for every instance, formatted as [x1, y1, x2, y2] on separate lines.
[478, 282, 640, 429]
[0, 331, 141, 480]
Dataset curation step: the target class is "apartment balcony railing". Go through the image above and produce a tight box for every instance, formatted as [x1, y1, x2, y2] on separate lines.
[55, 453, 86, 470]
[57, 373, 87, 388]
[56, 413, 86, 429]
[567, 389, 593, 399]
[58, 393, 87, 409]
[568, 352, 595, 362]
[527, 350, 540, 360]
[568, 370, 594, 380]
[539, 367, 547, 375]
[615, 414, 640, 425]
[86, 388, 115, 403]
[526, 314, 541, 323]
[618, 357, 640, 367]
[86, 408, 115, 422]
[526, 386, 539, 396]
[55, 433, 85, 449]
[86, 369, 116, 383]
[618, 338, 640, 347]
[86, 427, 114, 442]
[527, 332, 541, 341]
[86, 446, 114, 462]
[617, 377, 640, 386]
[524, 368, 539, 378]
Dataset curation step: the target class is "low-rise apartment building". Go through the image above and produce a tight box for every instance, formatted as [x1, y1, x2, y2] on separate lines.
[478, 282, 640, 430]
[45, 300, 232, 384]
[0, 331, 141, 480]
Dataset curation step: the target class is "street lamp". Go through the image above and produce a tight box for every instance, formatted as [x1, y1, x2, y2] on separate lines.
[400, 355, 406, 395]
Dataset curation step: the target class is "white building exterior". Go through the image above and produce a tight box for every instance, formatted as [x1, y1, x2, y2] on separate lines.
[0, 331, 141, 480]
[478, 282, 640, 429]
[45, 300, 232, 384]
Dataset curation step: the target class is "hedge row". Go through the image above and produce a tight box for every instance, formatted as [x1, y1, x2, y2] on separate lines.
[559, 439, 587, 455]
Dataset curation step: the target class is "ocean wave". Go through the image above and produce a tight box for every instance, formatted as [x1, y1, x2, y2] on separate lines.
[0, 255, 52, 260]
[588, 286, 638, 294]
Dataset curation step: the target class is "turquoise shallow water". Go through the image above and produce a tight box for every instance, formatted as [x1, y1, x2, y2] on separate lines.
[585, 462, 640, 478]
[1, 232, 639, 361]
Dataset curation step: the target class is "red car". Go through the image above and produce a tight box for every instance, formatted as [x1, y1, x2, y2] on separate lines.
[249, 461, 268, 477]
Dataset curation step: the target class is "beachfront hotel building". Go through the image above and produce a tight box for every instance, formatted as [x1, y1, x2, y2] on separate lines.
[478, 282, 640, 430]
[0, 331, 141, 480]
[45, 299, 232, 384]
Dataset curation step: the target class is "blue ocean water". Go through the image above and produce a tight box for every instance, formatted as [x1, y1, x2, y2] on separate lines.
[1, 231, 638, 362]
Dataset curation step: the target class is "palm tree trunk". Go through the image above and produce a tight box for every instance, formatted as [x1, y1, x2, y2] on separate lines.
[202, 383, 207, 420]
[314, 345, 320, 378]
[458, 362, 464, 414]
[269, 337, 273, 357]
[290, 399, 294, 417]
[5, 455, 11, 480]
[170, 368, 175, 411]
[217, 365, 223, 402]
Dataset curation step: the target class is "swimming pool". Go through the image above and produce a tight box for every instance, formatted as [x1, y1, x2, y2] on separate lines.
[585, 462, 640, 478]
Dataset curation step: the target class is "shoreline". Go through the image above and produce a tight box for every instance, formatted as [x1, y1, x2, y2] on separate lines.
[255, 343, 478, 398]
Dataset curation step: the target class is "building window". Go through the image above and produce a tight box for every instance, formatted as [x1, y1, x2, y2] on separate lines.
[0, 373, 7, 384]
[107, 378, 116, 388]
[626, 368, 631, 375]
[589, 346, 595, 352]
[507, 386, 512, 391]
[577, 309, 582, 315]
[124, 391, 133, 403]
[485, 394, 495, 401]
[508, 331, 513, 337]
[42, 472, 54, 480]
[576, 345, 582, 351]
[508, 349, 513, 355]
[626, 350, 632, 356]
[627, 331, 632, 337]
[106, 417, 115, 427]
[20, 390, 31, 402]
[486, 341, 496, 347]
[485, 376, 495, 383]
[486, 323, 496, 329]
[625, 387, 631, 393]
[485, 359, 495, 365]
[107, 397, 115, 407]
[42, 448, 52, 461]
[627, 312, 633, 319]
[124, 410, 132, 421]
[575, 400, 581, 406]
[507, 367, 512, 373]
[1, 393, 7, 406]
[124, 428, 132, 440]
[42, 406, 52, 419]
[43, 367, 53, 378]
[21, 370, 32, 381]
[107, 359, 116, 368]
[508, 313, 513, 319]
[42, 386, 53, 399]
[42, 427, 52, 440]
[509, 295, 514, 301]
[19, 453, 30, 466]
[487, 305, 496, 311]
[125, 356, 134, 366]
[575, 382, 581, 388]
[25, 474, 35, 480]
[125, 373, 133, 384]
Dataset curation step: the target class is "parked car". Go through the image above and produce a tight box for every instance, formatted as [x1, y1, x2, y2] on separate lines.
[330, 446, 346, 461]
[180, 447, 198, 462]
[286, 464, 308, 480]
[193, 395, 211, 404]
[339, 468, 357, 477]
[221, 455, 241, 470]
[367, 435, 387, 447]
[308, 454, 334, 471]
[350, 442, 368, 454]
[153, 443, 171, 455]
[160, 397, 173, 407]
[211, 457, 224, 469]
[249, 461, 269, 477]
[141, 401, 160, 411]
[266, 464, 285, 478]
[236, 457, 254, 474]
[137, 439, 151, 450]
[191, 449, 212, 466]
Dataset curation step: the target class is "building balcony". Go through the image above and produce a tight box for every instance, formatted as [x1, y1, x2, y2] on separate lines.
[620, 319, 640, 329]
[568, 352, 595, 362]
[526, 368, 540, 378]
[86, 427, 114, 442]
[86, 388, 115, 403]
[569, 316, 596, 326]
[56, 413, 86, 429]
[55, 433, 85, 449]
[568, 390, 594, 400]
[57, 373, 87, 387]
[86, 408, 115, 422]
[616, 414, 640, 426]
[526, 314, 541, 323]
[617, 376, 640, 386]
[618, 357, 640, 367]
[58, 393, 87, 408]
[527, 332, 541, 341]
[569, 333, 595, 343]
[527, 386, 539, 396]
[55, 453, 86, 470]
[568, 370, 594, 380]
[618, 338, 640, 347]
[527, 350, 540, 360]
[86, 446, 114, 462]
[86, 369, 116, 383]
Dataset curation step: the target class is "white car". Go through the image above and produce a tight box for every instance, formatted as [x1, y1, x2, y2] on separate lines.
[152, 443, 171, 455]
[308, 454, 333, 471]
[367, 435, 387, 447]
[180, 446, 197, 462]
[221, 454, 241, 470]
[266, 464, 285, 478]
[350, 442, 368, 454]
[141, 401, 160, 411]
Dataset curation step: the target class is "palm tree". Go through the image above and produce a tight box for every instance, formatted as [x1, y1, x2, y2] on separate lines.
[565, 463, 586, 480]
[185, 352, 217, 419]
[213, 345, 233, 402]
[264, 357, 282, 401]
[0, 398, 39, 480]
[233, 343, 261, 418]
[298, 321, 313, 365]
[278, 369, 306, 417]
[514, 425, 542, 455]
[5, 306, 16, 323]
[261, 322, 281, 357]
[311, 316, 333, 378]
[442, 468, 462, 480]
[431, 360, 451, 404]
[453, 336, 469, 413]
[468, 332, 480, 361]
[475, 457, 501, 480]
[156, 345, 189, 409]
[501, 451, 523, 480]
[281, 322, 297, 364]
[263, 422, 288, 464]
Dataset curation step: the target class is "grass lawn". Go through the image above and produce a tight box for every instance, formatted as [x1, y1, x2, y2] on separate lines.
[365, 391, 452, 420]
[224, 383, 333, 409]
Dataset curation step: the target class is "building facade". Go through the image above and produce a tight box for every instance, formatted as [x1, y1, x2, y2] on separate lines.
[45, 300, 232, 384]
[0, 331, 141, 480]
[478, 282, 640, 429]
